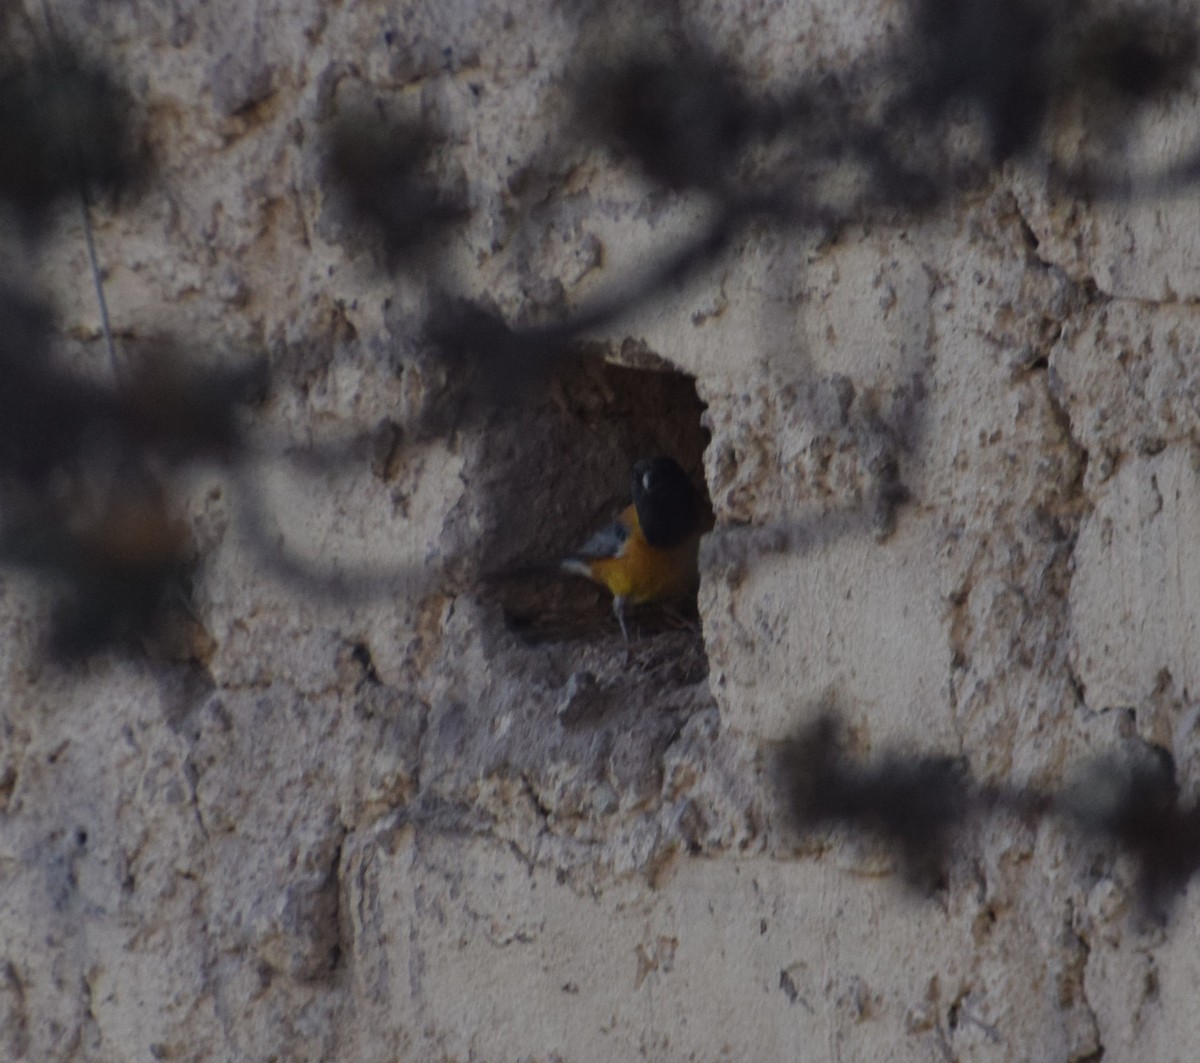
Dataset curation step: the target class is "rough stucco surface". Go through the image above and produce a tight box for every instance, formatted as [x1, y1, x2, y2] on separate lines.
[4, 0, 1200, 1060]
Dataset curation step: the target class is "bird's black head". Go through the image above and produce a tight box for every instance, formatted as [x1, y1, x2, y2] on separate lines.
[631, 456, 700, 549]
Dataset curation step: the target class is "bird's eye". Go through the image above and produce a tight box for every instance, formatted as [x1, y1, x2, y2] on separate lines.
[642, 470, 654, 492]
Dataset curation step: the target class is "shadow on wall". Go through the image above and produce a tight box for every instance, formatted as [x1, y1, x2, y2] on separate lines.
[7, 0, 1200, 927]
[5, 0, 1199, 661]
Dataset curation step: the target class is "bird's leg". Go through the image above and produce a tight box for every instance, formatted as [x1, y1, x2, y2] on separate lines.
[661, 603, 700, 632]
[613, 594, 629, 643]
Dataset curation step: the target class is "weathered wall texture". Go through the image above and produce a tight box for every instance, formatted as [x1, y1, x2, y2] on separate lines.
[4, 0, 1200, 1060]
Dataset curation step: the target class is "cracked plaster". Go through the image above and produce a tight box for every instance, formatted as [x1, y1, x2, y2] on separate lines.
[2, 0, 1200, 1060]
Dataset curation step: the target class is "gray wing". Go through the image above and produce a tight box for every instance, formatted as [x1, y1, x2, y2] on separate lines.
[570, 518, 629, 560]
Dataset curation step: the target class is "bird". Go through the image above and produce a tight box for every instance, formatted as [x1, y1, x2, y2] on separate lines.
[561, 456, 704, 641]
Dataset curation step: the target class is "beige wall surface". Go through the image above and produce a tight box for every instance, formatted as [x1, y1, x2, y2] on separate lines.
[3, 0, 1200, 1060]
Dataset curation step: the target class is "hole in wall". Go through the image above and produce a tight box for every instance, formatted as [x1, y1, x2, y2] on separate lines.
[419, 344, 720, 872]
[460, 340, 712, 682]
